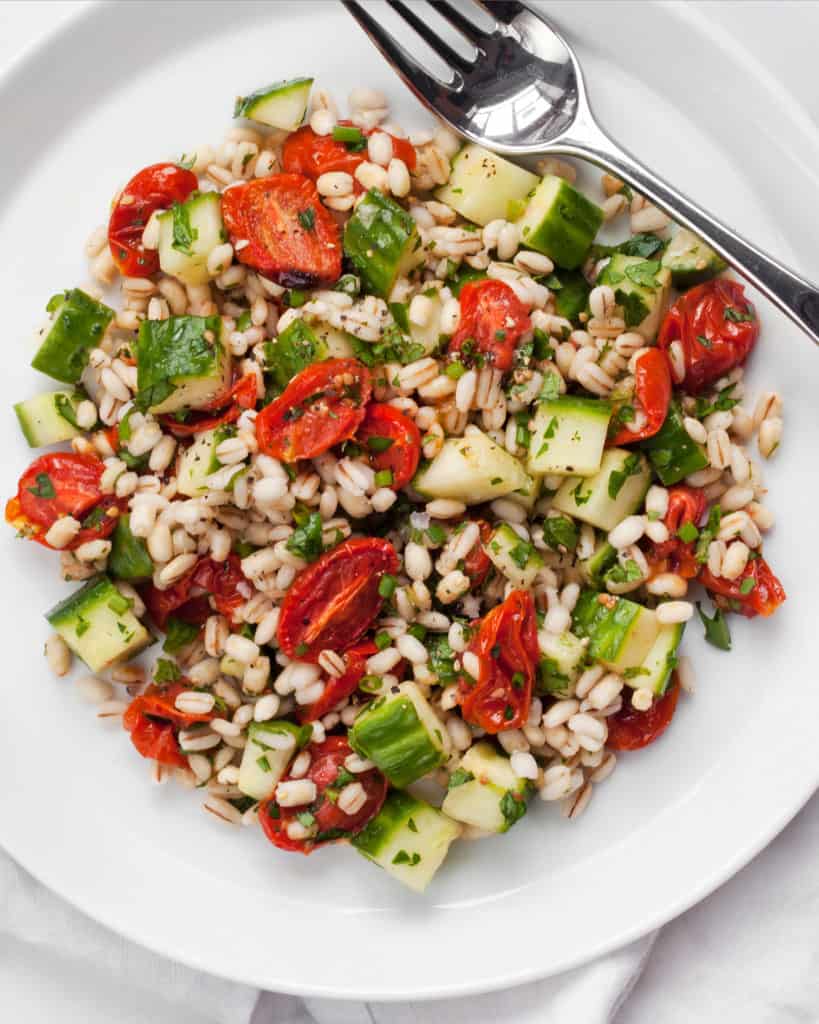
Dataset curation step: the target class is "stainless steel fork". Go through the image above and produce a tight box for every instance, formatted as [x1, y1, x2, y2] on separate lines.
[343, 0, 819, 347]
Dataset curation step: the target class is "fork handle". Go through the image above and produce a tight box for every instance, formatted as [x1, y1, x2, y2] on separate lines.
[559, 124, 819, 346]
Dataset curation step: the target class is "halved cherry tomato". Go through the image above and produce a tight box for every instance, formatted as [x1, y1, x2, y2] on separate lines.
[658, 279, 760, 393]
[159, 373, 258, 437]
[457, 589, 538, 733]
[221, 173, 341, 287]
[7, 453, 121, 550]
[297, 641, 377, 723]
[259, 736, 388, 854]
[282, 123, 416, 186]
[463, 519, 493, 587]
[607, 679, 680, 751]
[108, 163, 198, 277]
[354, 403, 421, 490]
[192, 555, 249, 621]
[700, 555, 786, 619]
[277, 537, 399, 661]
[650, 485, 707, 580]
[449, 279, 531, 372]
[256, 358, 371, 462]
[608, 348, 672, 445]
[123, 682, 218, 768]
[141, 555, 248, 629]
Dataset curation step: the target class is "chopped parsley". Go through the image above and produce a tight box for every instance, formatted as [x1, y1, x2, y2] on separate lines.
[608, 453, 643, 499]
[54, 393, 84, 430]
[541, 515, 578, 552]
[724, 305, 755, 324]
[694, 504, 722, 564]
[447, 768, 475, 789]
[677, 521, 699, 544]
[427, 636, 458, 685]
[499, 791, 527, 829]
[613, 288, 650, 328]
[153, 658, 181, 684]
[27, 472, 55, 499]
[374, 631, 391, 651]
[297, 207, 315, 231]
[366, 435, 394, 453]
[286, 511, 325, 562]
[696, 602, 732, 651]
[696, 334, 713, 349]
[170, 200, 198, 255]
[617, 233, 666, 259]
[392, 849, 421, 866]
[81, 506, 106, 529]
[539, 372, 561, 402]
[509, 539, 535, 569]
[624, 259, 662, 289]
[163, 616, 200, 654]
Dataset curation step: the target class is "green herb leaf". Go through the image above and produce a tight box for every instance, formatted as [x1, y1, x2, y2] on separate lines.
[366, 435, 395, 453]
[54, 393, 84, 430]
[509, 539, 535, 569]
[391, 849, 421, 866]
[677, 521, 699, 544]
[696, 602, 732, 651]
[541, 515, 578, 551]
[286, 511, 325, 562]
[614, 288, 650, 328]
[378, 573, 397, 598]
[617, 233, 666, 259]
[153, 658, 182, 684]
[170, 200, 198, 255]
[447, 768, 475, 789]
[724, 305, 755, 324]
[607, 453, 642, 499]
[539, 372, 561, 402]
[297, 207, 315, 231]
[624, 259, 662, 289]
[499, 790, 528, 829]
[27, 472, 56, 499]
[696, 334, 713, 349]
[163, 616, 201, 654]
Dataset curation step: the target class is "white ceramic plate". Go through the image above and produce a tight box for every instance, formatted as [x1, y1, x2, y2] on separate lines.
[0, 0, 817, 1001]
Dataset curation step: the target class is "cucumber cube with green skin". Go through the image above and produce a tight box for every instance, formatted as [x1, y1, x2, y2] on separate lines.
[597, 254, 671, 341]
[537, 630, 588, 697]
[311, 322, 355, 359]
[485, 523, 544, 589]
[135, 315, 231, 415]
[46, 575, 152, 673]
[580, 538, 617, 584]
[507, 473, 543, 513]
[631, 622, 684, 694]
[352, 791, 462, 893]
[552, 270, 592, 322]
[343, 189, 425, 298]
[528, 395, 612, 477]
[237, 720, 311, 801]
[31, 289, 114, 384]
[264, 318, 328, 395]
[661, 228, 727, 288]
[176, 423, 236, 498]
[349, 682, 450, 788]
[158, 192, 226, 286]
[640, 400, 708, 485]
[441, 743, 530, 834]
[108, 515, 153, 581]
[233, 77, 313, 131]
[572, 589, 661, 673]
[413, 427, 533, 504]
[14, 391, 83, 447]
[435, 144, 540, 227]
[515, 175, 604, 269]
[552, 448, 651, 532]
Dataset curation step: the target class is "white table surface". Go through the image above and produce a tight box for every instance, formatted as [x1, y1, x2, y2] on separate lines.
[0, 4, 816, 1023]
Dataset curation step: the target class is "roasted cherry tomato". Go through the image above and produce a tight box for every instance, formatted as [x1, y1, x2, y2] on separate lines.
[297, 641, 377, 723]
[277, 537, 399, 661]
[221, 173, 341, 287]
[457, 589, 538, 733]
[608, 348, 671, 446]
[449, 279, 531, 372]
[141, 555, 248, 629]
[108, 162, 198, 277]
[282, 123, 416, 185]
[354, 403, 421, 490]
[607, 679, 680, 751]
[700, 555, 785, 619]
[7, 453, 121, 550]
[462, 519, 493, 587]
[259, 736, 388, 854]
[256, 358, 371, 462]
[123, 682, 217, 768]
[650, 485, 707, 580]
[159, 373, 258, 438]
[658, 279, 760, 393]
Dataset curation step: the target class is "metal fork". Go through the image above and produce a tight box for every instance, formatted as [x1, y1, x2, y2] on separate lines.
[343, 0, 819, 346]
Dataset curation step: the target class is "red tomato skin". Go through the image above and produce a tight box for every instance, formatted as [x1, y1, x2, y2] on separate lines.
[282, 124, 416, 185]
[256, 358, 372, 462]
[277, 538, 399, 660]
[221, 173, 342, 287]
[160, 374, 258, 437]
[607, 681, 680, 751]
[608, 348, 672, 445]
[457, 589, 538, 733]
[700, 556, 786, 618]
[449, 280, 531, 372]
[259, 736, 388, 854]
[463, 519, 493, 587]
[658, 279, 760, 393]
[123, 683, 216, 768]
[297, 641, 377, 723]
[355, 403, 421, 490]
[650, 485, 707, 580]
[141, 555, 248, 629]
[108, 163, 198, 277]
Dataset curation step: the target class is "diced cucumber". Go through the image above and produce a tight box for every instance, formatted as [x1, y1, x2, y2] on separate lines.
[343, 189, 424, 298]
[528, 395, 612, 477]
[135, 315, 231, 414]
[484, 523, 543, 589]
[14, 391, 84, 447]
[633, 622, 684, 695]
[413, 426, 532, 504]
[46, 575, 152, 672]
[551, 448, 651, 532]
[507, 473, 543, 513]
[158, 192, 226, 286]
[515, 175, 603, 269]
[640, 399, 708, 486]
[312, 322, 355, 359]
[441, 743, 530, 834]
[176, 424, 236, 497]
[108, 515, 153, 581]
[237, 720, 311, 801]
[233, 76, 313, 131]
[552, 270, 592, 322]
[352, 791, 461, 893]
[31, 289, 114, 384]
[597, 254, 671, 341]
[219, 655, 245, 679]
[580, 538, 617, 584]
[661, 228, 727, 288]
[406, 290, 443, 356]
[572, 589, 661, 673]
[435, 144, 540, 227]
[349, 682, 450, 788]
[538, 629, 588, 697]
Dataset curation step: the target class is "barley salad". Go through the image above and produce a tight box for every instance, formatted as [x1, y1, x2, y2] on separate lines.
[8, 76, 786, 893]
